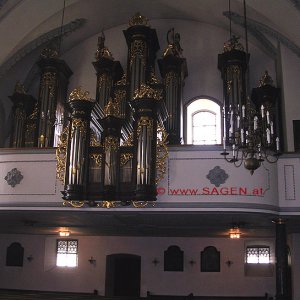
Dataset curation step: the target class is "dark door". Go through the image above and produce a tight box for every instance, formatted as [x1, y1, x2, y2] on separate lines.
[105, 254, 141, 297]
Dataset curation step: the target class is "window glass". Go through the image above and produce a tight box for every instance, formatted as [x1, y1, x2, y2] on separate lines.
[56, 240, 78, 267]
[186, 98, 221, 145]
[246, 246, 270, 264]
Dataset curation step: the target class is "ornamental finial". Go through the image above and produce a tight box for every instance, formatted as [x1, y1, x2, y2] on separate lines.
[129, 12, 148, 27]
[259, 71, 274, 87]
[14, 81, 27, 94]
[223, 35, 244, 52]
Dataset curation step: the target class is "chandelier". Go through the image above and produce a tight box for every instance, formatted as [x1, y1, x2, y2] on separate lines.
[218, 1, 281, 174]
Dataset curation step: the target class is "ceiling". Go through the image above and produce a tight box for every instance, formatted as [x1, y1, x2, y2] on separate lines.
[0, 0, 300, 70]
[0, 209, 300, 238]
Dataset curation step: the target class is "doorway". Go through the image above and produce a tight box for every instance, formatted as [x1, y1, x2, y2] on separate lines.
[105, 253, 141, 296]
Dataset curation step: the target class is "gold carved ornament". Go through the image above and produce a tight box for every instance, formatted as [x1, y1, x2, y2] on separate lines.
[41, 47, 59, 59]
[42, 72, 56, 86]
[90, 131, 102, 167]
[98, 201, 118, 209]
[156, 123, 168, 184]
[63, 200, 85, 208]
[120, 133, 134, 166]
[130, 40, 146, 66]
[223, 35, 244, 52]
[104, 136, 119, 152]
[56, 125, 70, 184]
[98, 73, 111, 89]
[136, 116, 153, 137]
[71, 119, 87, 137]
[114, 90, 126, 104]
[14, 81, 27, 94]
[128, 12, 149, 27]
[132, 201, 155, 208]
[149, 69, 161, 84]
[104, 98, 121, 118]
[116, 74, 127, 86]
[133, 83, 163, 101]
[68, 87, 94, 103]
[259, 70, 274, 87]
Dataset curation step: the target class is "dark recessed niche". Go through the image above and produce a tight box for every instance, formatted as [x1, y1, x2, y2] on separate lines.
[164, 245, 184, 272]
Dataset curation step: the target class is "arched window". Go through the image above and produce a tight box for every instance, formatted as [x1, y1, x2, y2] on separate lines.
[186, 98, 221, 145]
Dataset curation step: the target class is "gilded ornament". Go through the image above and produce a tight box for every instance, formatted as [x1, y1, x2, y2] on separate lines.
[136, 116, 153, 138]
[133, 83, 163, 101]
[223, 35, 244, 52]
[40, 47, 59, 59]
[116, 74, 127, 86]
[120, 153, 133, 166]
[132, 201, 150, 208]
[14, 81, 27, 94]
[63, 200, 85, 208]
[69, 86, 94, 102]
[130, 40, 146, 66]
[227, 80, 232, 95]
[42, 72, 56, 86]
[56, 125, 69, 183]
[98, 73, 110, 89]
[104, 98, 120, 117]
[149, 70, 161, 84]
[259, 70, 274, 87]
[156, 123, 168, 184]
[100, 201, 118, 208]
[90, 153, 102, 166]
[114, 90, 126, 104]
[122, 133, 134, 147]
[128, 12, 148, 27]
[28, 102, 39, 120]
[104, 136, 119, 151]
[90, 131, 101, 147]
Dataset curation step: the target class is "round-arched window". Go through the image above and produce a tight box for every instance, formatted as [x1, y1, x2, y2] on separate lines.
[186, 98, 221, 145]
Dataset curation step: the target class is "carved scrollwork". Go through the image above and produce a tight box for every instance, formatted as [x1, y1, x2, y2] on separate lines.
[69, 86, 94, 102]
[63, 200, 85, 208]
[56, 125, 69, 183]
[130, 40, 146, 66]
[133, 83, 163, 101]
[156, 123, 168, 184]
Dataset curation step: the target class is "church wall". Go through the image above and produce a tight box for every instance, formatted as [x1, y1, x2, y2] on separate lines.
[279, 45, 300, 152]
[0, 234, 275, 297]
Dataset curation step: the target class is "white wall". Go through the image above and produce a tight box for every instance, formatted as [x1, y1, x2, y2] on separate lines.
[279, 44, 300, 152]
[0, 234, 275, 297]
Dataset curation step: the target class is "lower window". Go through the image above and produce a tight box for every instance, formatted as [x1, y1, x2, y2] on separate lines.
[56, 240, 78, 267]
[246, 246, 270, 264]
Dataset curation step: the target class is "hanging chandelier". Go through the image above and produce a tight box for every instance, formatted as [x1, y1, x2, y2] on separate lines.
[218, 0, 281, 174]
